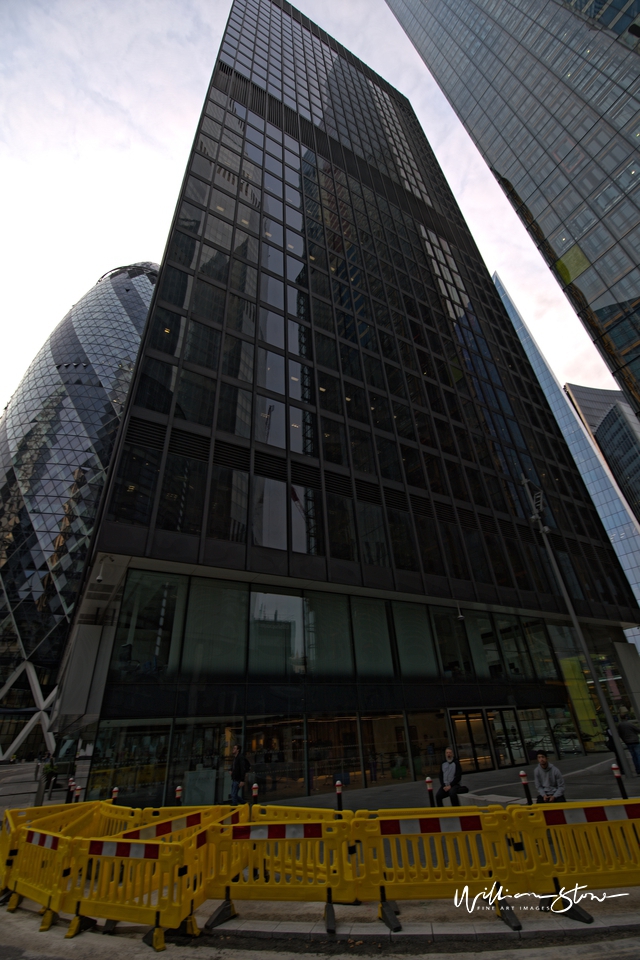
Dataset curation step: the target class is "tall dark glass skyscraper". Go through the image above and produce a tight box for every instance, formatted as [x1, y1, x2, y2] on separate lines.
[386, 0, 640, 415]
[53, 0, 640, 806]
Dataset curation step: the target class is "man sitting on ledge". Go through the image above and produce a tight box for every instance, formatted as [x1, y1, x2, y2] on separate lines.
[436, 746, 464, 807]
[534, 750, 566, 802]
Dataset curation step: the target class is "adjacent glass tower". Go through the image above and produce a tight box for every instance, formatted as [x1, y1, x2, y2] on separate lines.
[54, 0, 640, 807]
[386, 0, 640, 415]
[0, 263, 157, 760]
[566, 383, 640, 528]
[494, 273, 640, 652]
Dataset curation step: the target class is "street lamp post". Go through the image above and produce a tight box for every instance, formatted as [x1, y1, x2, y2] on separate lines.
[521, 475, 633, 779]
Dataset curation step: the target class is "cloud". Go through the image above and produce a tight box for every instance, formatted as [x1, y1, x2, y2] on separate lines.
[0, 0, 615, 413]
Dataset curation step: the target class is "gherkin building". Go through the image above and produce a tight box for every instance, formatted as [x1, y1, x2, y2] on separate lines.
[0, 263, 157, 759]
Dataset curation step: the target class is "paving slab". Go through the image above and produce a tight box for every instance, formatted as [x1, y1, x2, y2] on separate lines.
[390, 922, 434, 940]
[432, 921, 478, 940]
[272, 920, 316, 938]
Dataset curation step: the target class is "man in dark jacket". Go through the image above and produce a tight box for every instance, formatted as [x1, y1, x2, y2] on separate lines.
[436, 747, 464, 806]
[230, 744, 251, 804]
[617, 708, 640, 774]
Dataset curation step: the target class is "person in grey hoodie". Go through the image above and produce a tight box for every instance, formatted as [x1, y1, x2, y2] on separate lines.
[436, 747, 464, 807]
[534, 751, 566, 802]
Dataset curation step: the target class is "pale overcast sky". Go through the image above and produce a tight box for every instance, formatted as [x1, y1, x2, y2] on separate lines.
[0, 0, 616, 413]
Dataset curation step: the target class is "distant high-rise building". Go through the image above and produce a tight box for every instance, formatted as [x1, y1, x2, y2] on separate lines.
[0, 264, 157, 760]
[494, 272, 640, 653]
[566, 382, 640, 524]
[52, 0, 640, 806]
[386, 0, 640, 415]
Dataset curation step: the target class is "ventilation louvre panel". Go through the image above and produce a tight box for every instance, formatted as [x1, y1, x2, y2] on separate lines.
[435, 501, 456, 524]
[213, 440, 250, 471]
[324, 472, 352, 497]
[457, 507, 478, 530]
[291, 462, 321, 488]
[126, 417, 166, 451]
[355, 479, 382, 504]
[254, 451, 287, 481]
[384, 488, 409, 512]
[478, 513, 497, 533]
[410, 494, 432, 518]
[168, 429, 210, 462]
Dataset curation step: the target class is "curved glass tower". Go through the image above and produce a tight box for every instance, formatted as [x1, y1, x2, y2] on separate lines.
[386, 0, 640, 415]
[0, 263, 157, 760]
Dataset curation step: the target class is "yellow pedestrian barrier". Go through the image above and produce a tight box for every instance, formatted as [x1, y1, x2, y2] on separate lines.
[251, 804, 353, 823]
[118, 805, 248, 843]
[140, 804, 233, 824]
[24, 802, 143, 840]
[354, 805, 490, 820]
[203, 817, 356, 928]
[1, 804, 98, 892]
[60, 835, 190, 932]
[5, 796, 640, 949]
[351, 808, 515, 927]
[4, 826, 73, 928]
[506, 799, 640, 893]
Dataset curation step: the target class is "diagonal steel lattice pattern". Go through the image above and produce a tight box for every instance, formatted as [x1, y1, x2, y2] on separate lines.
[0, 263, 157, 759]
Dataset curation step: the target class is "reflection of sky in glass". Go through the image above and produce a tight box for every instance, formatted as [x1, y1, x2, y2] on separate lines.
[494, 273, 640, 651]
[250, 590, 305, 667]
[220, 0, 432, 206]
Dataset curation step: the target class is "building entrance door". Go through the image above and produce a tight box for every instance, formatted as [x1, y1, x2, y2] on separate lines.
[486, 708, 526, 767]
[449, 710, 493, 772]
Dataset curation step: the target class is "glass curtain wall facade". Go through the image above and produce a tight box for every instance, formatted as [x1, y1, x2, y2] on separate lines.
[0, 264, 157, 760]
[565, 382, 640, 524]
[386, 0, 640, 415]
[54, 0, 640, 806]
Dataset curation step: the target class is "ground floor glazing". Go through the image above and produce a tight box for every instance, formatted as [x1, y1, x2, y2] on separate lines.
[85, 701, 592, 807]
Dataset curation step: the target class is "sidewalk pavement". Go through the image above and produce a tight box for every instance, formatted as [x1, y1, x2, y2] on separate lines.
[1, 752, 637, 818]
[276, 753, 637, 810]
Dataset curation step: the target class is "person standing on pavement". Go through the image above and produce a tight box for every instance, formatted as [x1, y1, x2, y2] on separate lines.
[436, 747, 464, 807]
[534, 751, 566, 802]
[230, 744, 251, 804]
[617, 708, 640, 774]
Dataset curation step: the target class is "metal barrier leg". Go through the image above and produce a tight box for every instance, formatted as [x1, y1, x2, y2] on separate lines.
[324, 889, 336, 935]
[495, 900, 521, 931]
[378, 886, 401, 932]
[205, 887, 238, 931]
[142, 913, 166, 952]
[552, 878, 593, 924]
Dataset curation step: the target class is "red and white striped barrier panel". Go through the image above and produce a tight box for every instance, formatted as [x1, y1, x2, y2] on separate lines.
[26, 831, 59, 850]
[232, 823, 323, 840]
[379, 816, 482, 835]
[123, 812, 203, 840]
[544, 803, 640, 825]
[88, 839, 160, 859]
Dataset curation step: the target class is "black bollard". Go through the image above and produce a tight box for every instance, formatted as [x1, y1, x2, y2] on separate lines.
[519, 770, 533, 805]
[612, 763, 628, 800]
[425, 776, 435, 808]
[335, 779, 343, 812]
